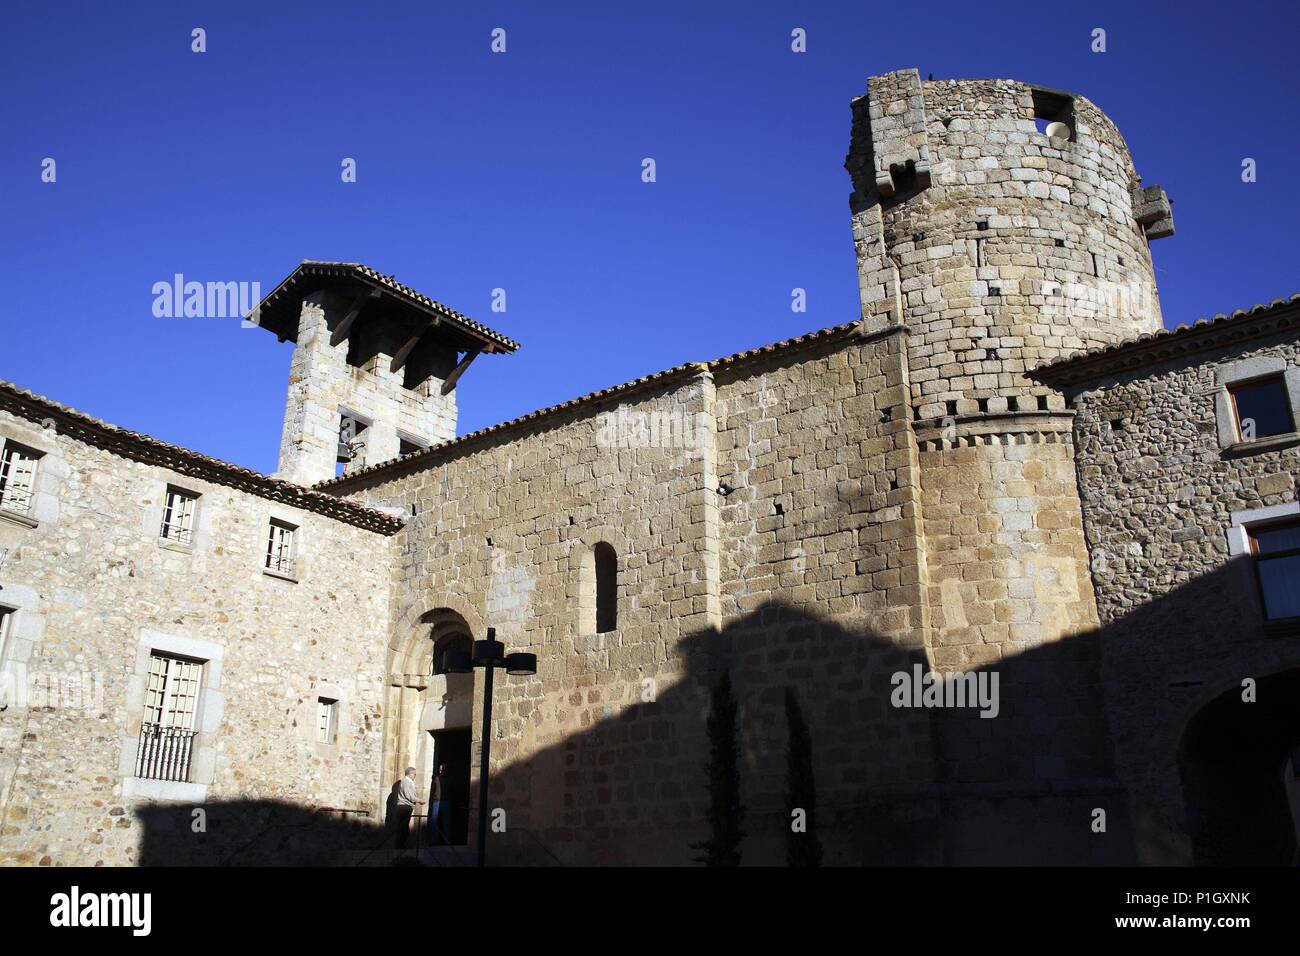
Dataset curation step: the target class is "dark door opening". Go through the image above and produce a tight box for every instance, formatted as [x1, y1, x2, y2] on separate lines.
[429, 728, 471, 846]
[1180, 669, 1300, 865]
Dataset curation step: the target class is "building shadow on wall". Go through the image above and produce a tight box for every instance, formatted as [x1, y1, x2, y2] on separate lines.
[134, 557, 1300, 866]
[1081, 554, 1300, 866]
[134, 600, 1128, 866]
[135, 801, 391, 866]
[485, 601, 1136, 866]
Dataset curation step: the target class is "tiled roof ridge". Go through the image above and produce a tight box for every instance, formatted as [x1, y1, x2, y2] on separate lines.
[256, 260, 520, 352]
[1030, 293, 1300, 385]
[0, 381, 404, 536]
[316, 319, 869, 492]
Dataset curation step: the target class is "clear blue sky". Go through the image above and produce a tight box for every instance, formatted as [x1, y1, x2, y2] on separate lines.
[2, 1, 1296, 473]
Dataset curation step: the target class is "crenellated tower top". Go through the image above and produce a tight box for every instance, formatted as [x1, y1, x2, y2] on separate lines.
[846, 69, 1174, 421]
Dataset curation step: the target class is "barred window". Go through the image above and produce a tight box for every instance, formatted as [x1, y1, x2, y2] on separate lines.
[317, 697, 339, 743]
[137, 652, 203, 782]
[0, 441, 40, 515]
[143, 652, 202, 731]
[160, 487, 198, 545]
[265, 519, 298, 576]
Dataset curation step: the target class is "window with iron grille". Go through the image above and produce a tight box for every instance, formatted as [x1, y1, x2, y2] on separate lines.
[317, 697, 339, 743]
[136, 652, 203, 782]
[265, 519, 297, 576]
[0, 441, 40, 516]
[160, 487, 198, 545]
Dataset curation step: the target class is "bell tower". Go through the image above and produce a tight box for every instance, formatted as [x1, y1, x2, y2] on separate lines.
[250, 261, 519, 487]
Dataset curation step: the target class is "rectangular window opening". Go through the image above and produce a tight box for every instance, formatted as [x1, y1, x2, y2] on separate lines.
[1030, 87, 1076, 142]
[160, 486, 198, 545]
[317, 697, 339, 744]
[1229, 376, 1295, 442]
[337, 412, 370, 467]
[136, 652, 204, 783]
[0, 441, 41, 516]
[265, 519, 298, 577]
[398, 434, 428, 458]
[1249, 518, 1300, 621]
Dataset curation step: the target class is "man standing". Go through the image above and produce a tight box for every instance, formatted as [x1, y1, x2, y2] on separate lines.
[429, 762, 448, 845]
[393, 766, 423, 849]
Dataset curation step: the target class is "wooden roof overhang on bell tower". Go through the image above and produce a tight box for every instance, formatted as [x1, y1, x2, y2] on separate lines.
[248, 260, 519, 393]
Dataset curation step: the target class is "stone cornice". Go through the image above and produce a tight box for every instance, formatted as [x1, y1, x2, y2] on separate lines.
[913, 409, 1075, 452]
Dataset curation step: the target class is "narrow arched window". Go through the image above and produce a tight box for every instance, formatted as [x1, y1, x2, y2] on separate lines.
[594, 542, 618, 633]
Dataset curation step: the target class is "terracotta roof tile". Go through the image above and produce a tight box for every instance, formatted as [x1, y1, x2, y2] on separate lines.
[0, 381, 404, 535]
[1030, 293, 1300, 386]
[317, 320, 865, 492]
[253, 260, 519, 353]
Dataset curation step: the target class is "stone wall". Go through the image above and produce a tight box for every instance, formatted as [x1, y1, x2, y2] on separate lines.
[1065, 329, 1300, 863]
[918, 421, 1099, 667]
[0, 407, 394, 866]
[338, 328, 942, 864]
[847, 70, 1166, 419]
[277, 290, 459, 486]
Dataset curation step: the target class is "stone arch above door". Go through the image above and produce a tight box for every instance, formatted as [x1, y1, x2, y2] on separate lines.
[381, 603, 482, 816]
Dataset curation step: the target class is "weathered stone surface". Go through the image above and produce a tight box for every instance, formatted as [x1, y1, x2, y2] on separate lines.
[0, 68, 1289, 868]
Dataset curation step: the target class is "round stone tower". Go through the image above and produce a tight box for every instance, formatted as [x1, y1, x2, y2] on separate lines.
[845, 70, 1176, 668]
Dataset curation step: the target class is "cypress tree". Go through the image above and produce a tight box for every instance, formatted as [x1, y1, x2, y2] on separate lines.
[784, 687, 823, 866]
[692, 670, 745, 865]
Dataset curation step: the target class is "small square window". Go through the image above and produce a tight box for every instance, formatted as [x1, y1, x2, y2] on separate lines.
[1229, 376, 1295, 441]
[1030, 87, 1075, 142]
[160, 487, 199, 545]
[317, 697, 339, 744]
[398, 436, 427, 458]
[0, 441, 41, 516]
[1249, 519, 1300, 620]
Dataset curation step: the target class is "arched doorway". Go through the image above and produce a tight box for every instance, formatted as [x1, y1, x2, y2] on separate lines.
[428, 630, 473, 845]
[383, 608, 477, 846]
[1178, 668, 1300, 865]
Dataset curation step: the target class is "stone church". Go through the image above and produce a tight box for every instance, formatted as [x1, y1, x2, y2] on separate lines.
[1, 69, 1297, 866]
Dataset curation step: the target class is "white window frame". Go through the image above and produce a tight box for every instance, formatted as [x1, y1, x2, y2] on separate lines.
[121, 630, 222, 803]
[143, 652, 204, 731]
[160, 486, 199, 546]
[265, 518, 298, 578]
[0, 605, 14, 667]
[0, 439, 41, 517]
[317, 697, 339, 744]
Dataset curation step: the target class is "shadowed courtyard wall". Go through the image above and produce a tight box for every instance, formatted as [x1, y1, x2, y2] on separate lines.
[1044, 320, 1300, 864]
